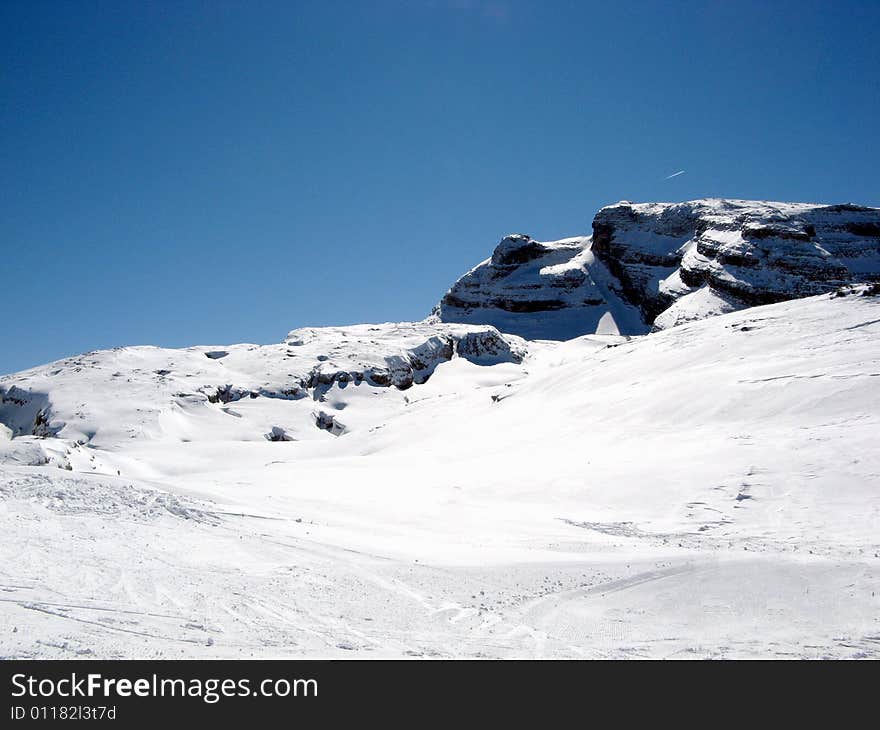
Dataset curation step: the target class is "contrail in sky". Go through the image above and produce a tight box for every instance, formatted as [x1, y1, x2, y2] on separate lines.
[663, 170, 686, 180]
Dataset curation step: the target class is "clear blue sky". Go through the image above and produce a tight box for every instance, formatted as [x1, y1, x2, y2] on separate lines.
[2, 0, 878, 374]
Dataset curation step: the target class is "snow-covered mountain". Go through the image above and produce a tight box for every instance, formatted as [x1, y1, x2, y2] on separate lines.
[437, 199, 880, 337]
[0, 322, 525, 472]
[2, 199, 879, 659]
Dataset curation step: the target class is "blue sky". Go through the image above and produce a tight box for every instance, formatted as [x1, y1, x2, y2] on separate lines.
[2, 0, 878, 374]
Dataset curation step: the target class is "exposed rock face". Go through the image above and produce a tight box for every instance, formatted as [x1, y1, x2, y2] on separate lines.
[592, 199, 880, 329]
[436, 234, 648, 340]
[453, 329, 525, 365]
[312, 411, 345, 436]
[287, 322, 526, 392]
[437, 199, 880, 338]
[265, 425, 294, 441]
[0, 386, 54, 438]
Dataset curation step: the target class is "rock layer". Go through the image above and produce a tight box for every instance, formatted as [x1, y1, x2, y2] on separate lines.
[435, 234, 647, 340]
[437, 199, 880, 337]
[593, 199, 880, 328]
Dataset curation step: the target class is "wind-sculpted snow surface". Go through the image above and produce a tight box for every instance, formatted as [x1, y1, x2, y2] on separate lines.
[438, 200, 880, 338]
[1, 287, 878, 658]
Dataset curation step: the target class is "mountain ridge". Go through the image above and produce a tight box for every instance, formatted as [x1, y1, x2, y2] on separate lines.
[437, 197, 880, 338]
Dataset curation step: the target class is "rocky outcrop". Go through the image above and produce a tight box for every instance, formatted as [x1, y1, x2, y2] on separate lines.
[265, 425, 294, 441]
[312, 411, 345, 436]
[0, 386, 55, 438]
[436, 234, 647, 339]
[437, 199, 880, 338]
[289, 323, 526, 393]
[591, 199, 880, 328]
[453, 329, 526, 365]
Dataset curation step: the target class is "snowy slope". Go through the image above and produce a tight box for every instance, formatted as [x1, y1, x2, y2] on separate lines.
[0, 322, 526, 476]
[1, 285, 878, 658]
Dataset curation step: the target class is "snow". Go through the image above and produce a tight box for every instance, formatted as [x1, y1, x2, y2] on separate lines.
[1, 287, 878, 658]
[652, 285, 744, 330]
